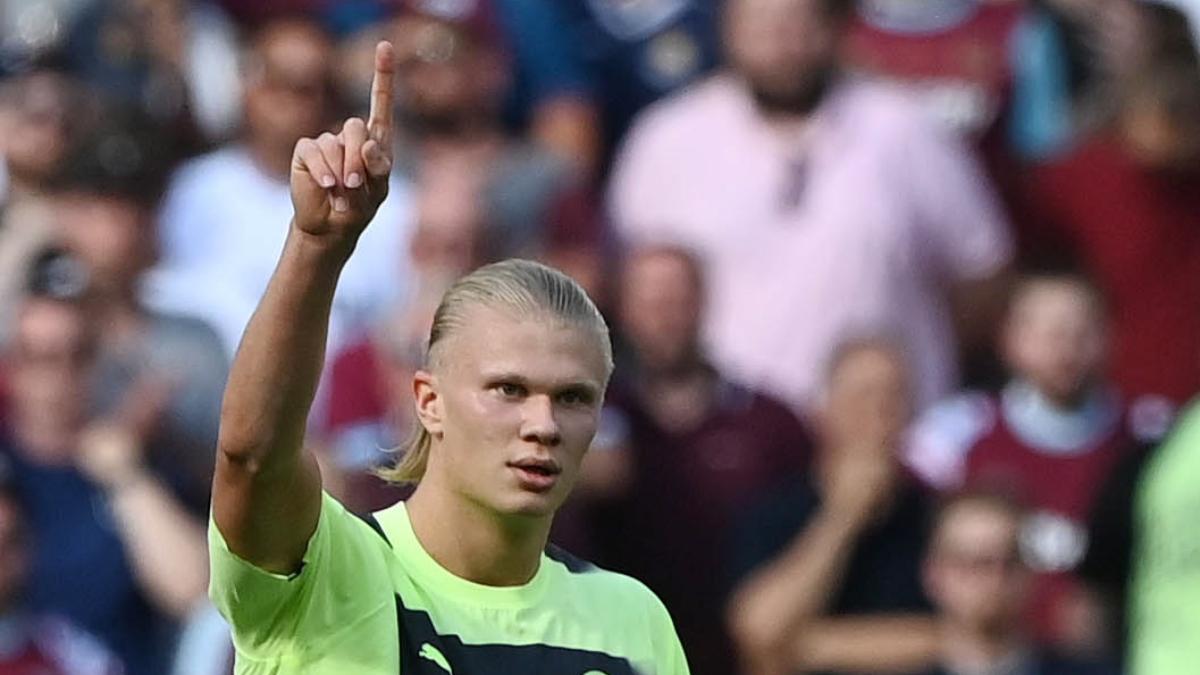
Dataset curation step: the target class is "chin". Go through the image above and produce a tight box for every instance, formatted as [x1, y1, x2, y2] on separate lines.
[494, 490, 566, 520]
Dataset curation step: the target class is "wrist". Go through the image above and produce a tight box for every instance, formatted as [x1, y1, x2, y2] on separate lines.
[99, 466, 154, 496]
[288, 222, 359, 265]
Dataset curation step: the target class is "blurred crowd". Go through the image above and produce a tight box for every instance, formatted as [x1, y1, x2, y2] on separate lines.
[0, 0, 1198, 673]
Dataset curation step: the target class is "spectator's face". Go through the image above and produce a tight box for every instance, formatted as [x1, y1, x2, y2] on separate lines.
[924, 501, 1028, 632]
[619, 249, 704, 373]
[821, 345, 911, 454]
[8, 299, 92, 435]
[1003, 281, 1106, 405]
[394, 16, 506, 128]
[411, 170, 484, 277]
[1121, 89, 1200, 170]
[725, 0, 845, 113]
[0, 72, 72, 187]
[244, 22, 333, 153]
[0, 498, 28, 612]
[56, 193, 152, 293]
[417, 305, 608, 519]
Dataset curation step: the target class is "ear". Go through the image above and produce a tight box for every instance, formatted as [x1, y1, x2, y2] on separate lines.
[413, 369, 444, 438]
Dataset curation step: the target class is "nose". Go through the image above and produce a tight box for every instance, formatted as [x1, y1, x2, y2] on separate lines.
[519, 394, 562, 447]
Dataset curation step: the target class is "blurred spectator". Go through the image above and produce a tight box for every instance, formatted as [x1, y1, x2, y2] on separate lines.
[146, 16, 414, 360]
[0, 253, 208, 675]
[0, 68, 81, 345]
[847, 0, 1024, 140]
[65, 0, 242, 146]
[555, 0, 723, 172]
[1080, 400, 1200, 675]
[727, 340, 936, 675]
[915, 490, 1117, 675]
[0, 478, 125, 674]
[387, 1, 602, 271]
[315, 211, 484, 514]
[1026, 54, 1200, 407]
[592, 245, 811, 675]
[1045, 0, 1198, 135]
[611, 0, 1013, 418]
[54, 108, 228, 511]
[907, 273, 1166, 650]
[226, 0, 602, 172]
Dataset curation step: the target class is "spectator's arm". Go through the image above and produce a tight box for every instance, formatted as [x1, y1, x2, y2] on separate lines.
[107, 469, 210, 618]
[790, 615, 940, 674]
[728, 509, 871, 661]
[78, 422, 208, 619]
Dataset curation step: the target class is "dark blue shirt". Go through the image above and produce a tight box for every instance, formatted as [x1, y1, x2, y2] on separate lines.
[3, 442, 173, 675]
[732, 473, 933, 616]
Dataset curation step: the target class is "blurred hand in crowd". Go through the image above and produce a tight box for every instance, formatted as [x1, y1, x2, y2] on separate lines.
[76, 375, 173, 491]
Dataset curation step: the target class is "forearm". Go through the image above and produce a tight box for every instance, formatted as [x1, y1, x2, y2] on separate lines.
[791, 615, 940, 674]
[730, 512, 865, 652]
[109, 471, 209, 619]
[217, 227, 349, 465]
[213, 227, 351, 570]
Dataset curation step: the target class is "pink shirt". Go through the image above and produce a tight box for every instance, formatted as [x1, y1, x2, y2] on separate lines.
[611, 74, 1012, 413]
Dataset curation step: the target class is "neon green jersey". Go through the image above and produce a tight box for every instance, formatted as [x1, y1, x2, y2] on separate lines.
[209, 492, 690, 675]
[1131, 402, 1200, 675]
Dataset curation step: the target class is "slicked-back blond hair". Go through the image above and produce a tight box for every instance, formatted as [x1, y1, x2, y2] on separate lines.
[378, 259, 613, 484]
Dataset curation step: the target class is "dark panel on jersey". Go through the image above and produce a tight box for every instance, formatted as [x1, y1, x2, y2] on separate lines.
[545, 544, 597, 574]
[396, 594, 636, 674]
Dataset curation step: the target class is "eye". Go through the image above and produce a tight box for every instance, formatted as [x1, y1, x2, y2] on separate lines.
[556, 388, 594, 407]
[494, 382, 526, 399]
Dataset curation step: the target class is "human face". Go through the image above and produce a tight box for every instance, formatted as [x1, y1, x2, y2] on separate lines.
[925, 501, 1028, 632]
[725, 0, 845, 114]
[619, 250, 703, 373]
[1003, 281, 1106, 406]
[416, 306, 609, 519]
[1, 72, 72, 186]
[393, 16, 503, 131]
[244, 21, 333, 155]
[8, 299, 92, 440]
[56, 194, 151, 293]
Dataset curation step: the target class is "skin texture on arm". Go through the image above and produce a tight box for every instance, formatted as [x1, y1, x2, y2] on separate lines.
[790, 616, 939, 674]
[211, 42, 396, 575]
[78, 407, 210, 619]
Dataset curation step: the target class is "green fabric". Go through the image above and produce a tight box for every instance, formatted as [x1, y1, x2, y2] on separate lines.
[209, 492, 689, 674]
[1131, 402, 1200, 675]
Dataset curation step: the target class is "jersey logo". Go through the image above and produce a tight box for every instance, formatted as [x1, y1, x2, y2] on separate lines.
[419, 643, 453, 674]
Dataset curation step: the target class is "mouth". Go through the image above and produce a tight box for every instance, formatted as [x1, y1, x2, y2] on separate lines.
[507, 458, 562, 493]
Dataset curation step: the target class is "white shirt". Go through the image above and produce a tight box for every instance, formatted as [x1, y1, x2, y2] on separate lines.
[146, 146, 416, 359]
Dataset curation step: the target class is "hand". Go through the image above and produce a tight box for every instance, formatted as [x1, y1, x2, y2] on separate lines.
[822, 451, 899, 531]
[290, 41, 396, 243]
[77, 376, 173, 491]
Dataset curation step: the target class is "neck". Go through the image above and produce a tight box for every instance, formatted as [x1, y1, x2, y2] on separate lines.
[245, 136, 294, 181]
[404, 475, 551, 587]
[939, 620, 1026, 674]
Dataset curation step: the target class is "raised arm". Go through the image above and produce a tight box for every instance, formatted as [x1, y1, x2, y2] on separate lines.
[212, 42, 396, 574]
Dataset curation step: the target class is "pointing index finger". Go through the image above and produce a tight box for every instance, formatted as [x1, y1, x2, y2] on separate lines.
[367, 41, 396, 151]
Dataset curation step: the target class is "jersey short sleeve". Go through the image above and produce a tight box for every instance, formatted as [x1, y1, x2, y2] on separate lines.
[208, 491, 397, 671]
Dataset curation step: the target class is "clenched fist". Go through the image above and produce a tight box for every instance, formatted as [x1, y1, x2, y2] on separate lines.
[290, 41, 395, 242]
